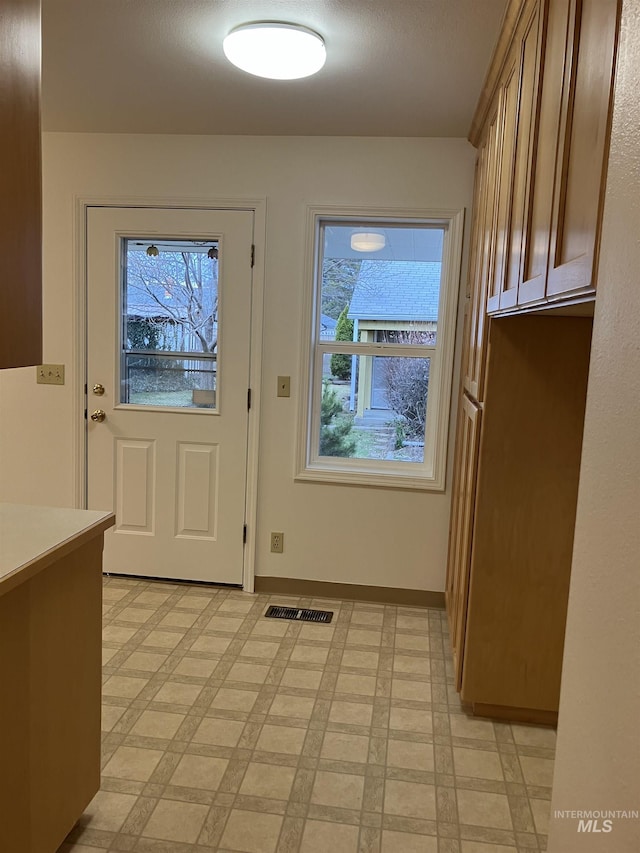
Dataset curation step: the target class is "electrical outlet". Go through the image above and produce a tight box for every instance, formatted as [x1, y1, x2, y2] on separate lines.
[36, 364, 65, 385]
[270, 532, 284, 553]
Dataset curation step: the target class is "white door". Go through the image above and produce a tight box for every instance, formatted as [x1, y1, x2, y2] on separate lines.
[86, 206, 254, 584]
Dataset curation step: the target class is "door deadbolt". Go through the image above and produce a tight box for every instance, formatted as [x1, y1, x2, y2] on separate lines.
[90, 409, 106, 423]
[93, 383, 105, 395]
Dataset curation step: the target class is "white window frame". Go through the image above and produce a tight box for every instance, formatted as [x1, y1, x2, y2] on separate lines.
[295, 205, 464, 491]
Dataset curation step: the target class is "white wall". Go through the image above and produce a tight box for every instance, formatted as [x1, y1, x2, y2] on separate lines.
[0, 134, 475, 592]
[548, 2, 640, 850]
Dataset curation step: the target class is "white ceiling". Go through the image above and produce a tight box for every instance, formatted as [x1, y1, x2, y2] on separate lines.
[42, 0, 507, 137]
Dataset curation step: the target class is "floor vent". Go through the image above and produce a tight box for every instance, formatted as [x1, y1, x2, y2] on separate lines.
[265, 605, 333, 624]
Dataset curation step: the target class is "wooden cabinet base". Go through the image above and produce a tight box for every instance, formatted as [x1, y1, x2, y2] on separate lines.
[0, 536, 104, 853]
[468, 702, 558, 727]
[454, 316, 592, 719]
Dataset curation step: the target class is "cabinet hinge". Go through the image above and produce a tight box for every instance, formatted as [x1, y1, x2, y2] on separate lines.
[247, 388, 252, 410]
[251, 244, 255, 268]
[243, 524, 247, 544]
[84, 409, 87, 420]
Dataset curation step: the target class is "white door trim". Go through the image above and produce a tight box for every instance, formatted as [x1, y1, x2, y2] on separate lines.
[72, 195, 266, 592]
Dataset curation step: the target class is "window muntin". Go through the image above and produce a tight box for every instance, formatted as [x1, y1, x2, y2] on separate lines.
[121, 239, 219, 409]
[298, 212, 462, 490]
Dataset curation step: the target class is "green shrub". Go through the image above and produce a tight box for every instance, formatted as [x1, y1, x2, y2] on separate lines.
[319, 381, 356, 457]
[330, 306, 354, 380]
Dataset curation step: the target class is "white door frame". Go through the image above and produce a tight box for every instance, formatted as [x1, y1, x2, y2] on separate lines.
[72, 195, 266, 592]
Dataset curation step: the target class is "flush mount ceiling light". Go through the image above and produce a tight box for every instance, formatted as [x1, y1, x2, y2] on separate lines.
[350, 232, 386, 252]
[222, 22, 326, 80]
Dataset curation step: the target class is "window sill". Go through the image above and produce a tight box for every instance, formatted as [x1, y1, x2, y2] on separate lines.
[295, 465, 445, 492]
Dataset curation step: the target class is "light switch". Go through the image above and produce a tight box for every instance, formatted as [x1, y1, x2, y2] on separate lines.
[277, 375, 291, 397]
[36, 364, 65, 385]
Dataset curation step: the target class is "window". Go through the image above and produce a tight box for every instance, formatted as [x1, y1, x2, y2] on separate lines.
[121, 239, 219, 409]
[297, 208, 463, 489]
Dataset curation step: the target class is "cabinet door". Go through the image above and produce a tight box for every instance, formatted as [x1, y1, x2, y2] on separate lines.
[545, 0, 619, 298]
[445, 393, 482, 689]
[464, 109, 500, 402]
[462, 152, 487, 400]
[519, 0, 619, 306]
[0, 0, 42, 369]
[487, 55, 519, 314]
[519, 0, 564, 304]
[485, 0, 541, 315]
[501, 0, 542, 310]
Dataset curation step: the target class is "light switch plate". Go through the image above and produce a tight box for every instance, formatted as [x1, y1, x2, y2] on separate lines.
[36, 364, 65, 385]
[277, 376, 291, 397]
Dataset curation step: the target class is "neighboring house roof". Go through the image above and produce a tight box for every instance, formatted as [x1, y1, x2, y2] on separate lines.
[127, 283, 216, 325]
[126, 283, 185, 320]
[347, 260, 441, 322]
[320, 313, 337, 331]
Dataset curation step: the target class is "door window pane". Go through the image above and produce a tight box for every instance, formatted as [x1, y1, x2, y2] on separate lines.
[121, 239, 219, 408]
[123, 354, 216, 408]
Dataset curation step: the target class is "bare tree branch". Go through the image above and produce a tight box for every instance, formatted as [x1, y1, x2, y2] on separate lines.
[126, 248, 219, 354]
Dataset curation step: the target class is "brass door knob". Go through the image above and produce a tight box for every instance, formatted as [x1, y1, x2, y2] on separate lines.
[93, 383, 105, 395]
[90, 409, 106, 423]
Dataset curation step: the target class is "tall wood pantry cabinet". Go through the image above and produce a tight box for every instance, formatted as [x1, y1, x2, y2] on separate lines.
[446, 0, 620, 724]
[0, 0, 43, 369]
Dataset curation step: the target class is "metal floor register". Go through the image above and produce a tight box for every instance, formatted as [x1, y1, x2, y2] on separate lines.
[264, 605, 334, 624]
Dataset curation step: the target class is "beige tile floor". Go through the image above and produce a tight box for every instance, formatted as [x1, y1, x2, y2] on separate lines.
[57, 577, 556, 853]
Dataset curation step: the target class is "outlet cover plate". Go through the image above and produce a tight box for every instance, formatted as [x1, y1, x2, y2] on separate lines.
[270, 532, 284, 553]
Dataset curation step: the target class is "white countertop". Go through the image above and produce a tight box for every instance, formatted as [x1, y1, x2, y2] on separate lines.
[0, 503, 114, 589]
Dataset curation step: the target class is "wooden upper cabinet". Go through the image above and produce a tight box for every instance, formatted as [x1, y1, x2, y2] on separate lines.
[519, 0, 567, 304]
[472, 0, 619, 315]
[462, 150, 490, 400]
[463, 110, 500, 402]
[501, 0, 542, 309]
[544, 0, 619, 299]
[0, 0, 42, 369]
[486, 57, 519, 314]
[519, 0, 619, 306]
[486, 0, 542, 315]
